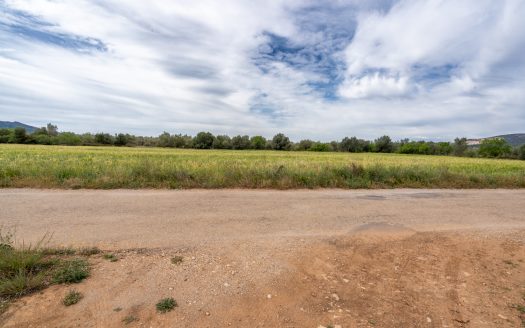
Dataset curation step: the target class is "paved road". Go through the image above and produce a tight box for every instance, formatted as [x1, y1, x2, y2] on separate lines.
[1, 189, 524, 249]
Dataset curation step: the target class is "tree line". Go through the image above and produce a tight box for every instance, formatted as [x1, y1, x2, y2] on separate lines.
[1, 124, 524, 160]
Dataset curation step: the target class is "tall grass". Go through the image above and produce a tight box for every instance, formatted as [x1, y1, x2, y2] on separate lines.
[1, 144, 525, 188]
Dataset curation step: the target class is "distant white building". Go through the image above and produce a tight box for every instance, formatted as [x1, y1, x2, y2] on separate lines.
[466, 139, 482, 146]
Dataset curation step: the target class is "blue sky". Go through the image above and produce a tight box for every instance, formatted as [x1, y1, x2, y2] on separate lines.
[1, 0, 524, 140]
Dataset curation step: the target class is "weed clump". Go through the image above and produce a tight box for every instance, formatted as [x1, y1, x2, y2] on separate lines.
[122, 315, 138, 324]
[62, 289, 82, 306]
[53, 259, 90, 284]
[171, 256, 183, 265]
[103, 253, 118, 262]
[156, 297, 177, 313]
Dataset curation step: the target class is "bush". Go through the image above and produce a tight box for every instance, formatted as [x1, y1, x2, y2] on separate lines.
[156, 297, 177, 313]
[53, 259, 90, 283]
[62, 290, 82, 306]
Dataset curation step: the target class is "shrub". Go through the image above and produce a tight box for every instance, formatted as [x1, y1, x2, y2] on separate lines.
[62, 290, 82, 306]
[53, 259, 90, 283]
[171, 256, 183, 265]
[156, 297, 177, 313]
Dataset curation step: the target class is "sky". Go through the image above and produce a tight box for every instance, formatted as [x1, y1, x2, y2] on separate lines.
[1, 0, 524, 141]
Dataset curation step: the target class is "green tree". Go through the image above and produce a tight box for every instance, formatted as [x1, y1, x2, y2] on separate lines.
[231, 135, 251, 150]
[193, 132, 215, 149]
[374, 135, 393, 153]
[519, 144, 525, 160]
[10, 127, 27, 144]
[213, 135, 232, 149]
[479, 138, 512, 158]
[453, 137, 468, 156]
[46, 123, 58, 136]
[271, 133, 291, 150]
[250, 136, 266, 150]
[94, 133, 114, 145]
[0, 128, 11, 143]
[309, 142, 331, 152]
[158, 132, 174, 147]
[114, 133, 130, 146]
[295, 139, 313, 151]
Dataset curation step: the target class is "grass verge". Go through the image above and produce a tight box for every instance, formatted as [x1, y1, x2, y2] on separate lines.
[0, 228, 94, 314]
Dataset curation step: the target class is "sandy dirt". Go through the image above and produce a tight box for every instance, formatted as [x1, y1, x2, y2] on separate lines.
[0, 189, 524, 327]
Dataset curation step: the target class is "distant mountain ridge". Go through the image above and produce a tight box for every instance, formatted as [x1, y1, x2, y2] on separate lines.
[491, 134, 525, 147]
[0, 121, 37, 133]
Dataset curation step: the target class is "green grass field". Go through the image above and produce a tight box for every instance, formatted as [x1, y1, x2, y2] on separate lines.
[1, 144, 525, 189]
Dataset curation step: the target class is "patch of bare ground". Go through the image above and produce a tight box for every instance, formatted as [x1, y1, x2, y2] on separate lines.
[1, 229, 524, 328]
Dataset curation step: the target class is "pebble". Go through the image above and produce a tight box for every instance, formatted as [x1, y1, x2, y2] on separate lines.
[426, 317, 432, 323]
[331, 293, 340, 301]
[267, 294, 272, 299]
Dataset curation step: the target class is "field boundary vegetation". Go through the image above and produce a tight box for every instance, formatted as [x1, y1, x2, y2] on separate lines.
[1, 124, 524, 160]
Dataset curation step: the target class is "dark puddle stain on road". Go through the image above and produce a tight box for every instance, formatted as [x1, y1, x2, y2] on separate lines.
[351, 222, 415, 235]
[356, 195, 387, 200]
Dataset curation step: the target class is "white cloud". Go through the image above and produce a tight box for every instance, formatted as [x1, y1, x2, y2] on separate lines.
[0, 0, 524, 140]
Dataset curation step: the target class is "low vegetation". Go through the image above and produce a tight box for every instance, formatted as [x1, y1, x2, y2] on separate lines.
[1, 144, 525, 189]
[122, 315, 138, 324]
[171, 256, 183, 265]
[156, 297, 177, 313]
[103, 253, 118, 262]
[62, 290, 82, 306]
[0, 229, 93, 313]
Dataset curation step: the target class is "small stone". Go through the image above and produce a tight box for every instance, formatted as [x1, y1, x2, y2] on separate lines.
[205, 312, 210, 316]
[224, 282, 230, 287]
[267, 294, 272, 299]
[342, 279, 349, 283]
[498, 314, 508, 320]
[334, 325, 342, 328]
[426, 317, 432, 323]
[331, 293, 340, 301]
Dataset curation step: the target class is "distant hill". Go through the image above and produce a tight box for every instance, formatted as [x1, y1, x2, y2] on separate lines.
[0, 121, 37, 133]
[491, 134, 525, 147]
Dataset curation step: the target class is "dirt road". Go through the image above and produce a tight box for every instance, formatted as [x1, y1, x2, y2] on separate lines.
[1, 189, 525, 248]
[1, 189, 525, 327]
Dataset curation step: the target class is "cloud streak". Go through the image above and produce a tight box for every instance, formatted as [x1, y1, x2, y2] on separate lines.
[0, 0, 524, 140]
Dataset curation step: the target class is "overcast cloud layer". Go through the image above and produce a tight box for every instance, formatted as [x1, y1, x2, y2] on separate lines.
[1, 0, 524, 140]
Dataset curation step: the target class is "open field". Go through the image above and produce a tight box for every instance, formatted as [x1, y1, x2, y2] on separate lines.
[1, 144, 525, 189]
[1, 189, 524, 327]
